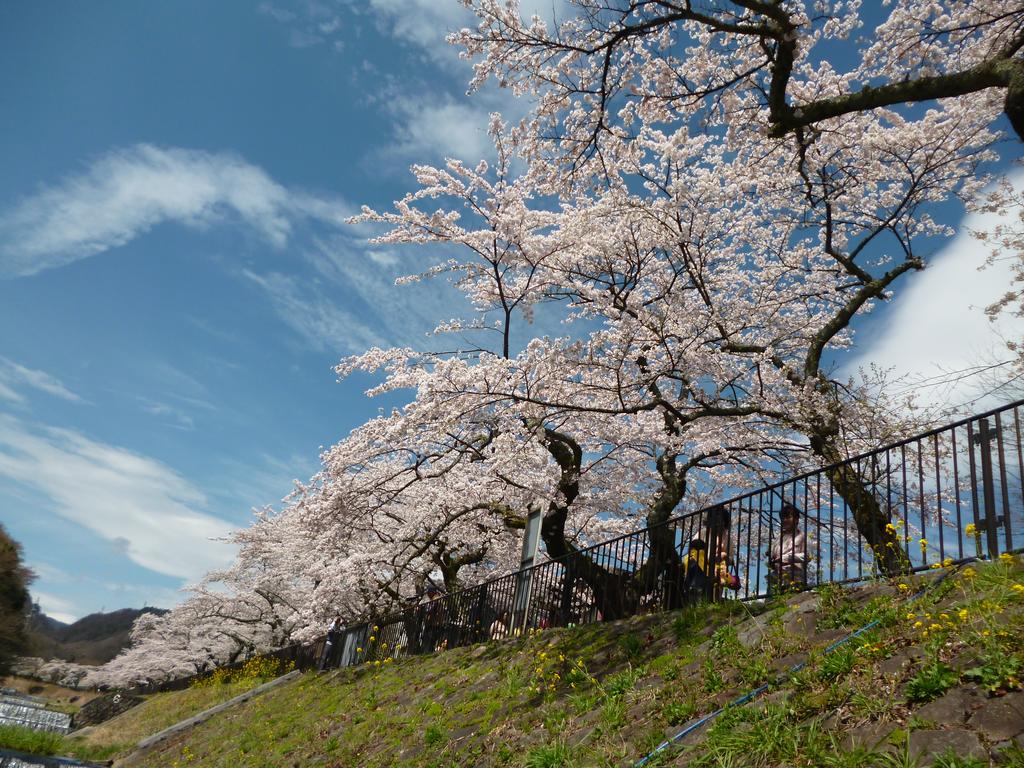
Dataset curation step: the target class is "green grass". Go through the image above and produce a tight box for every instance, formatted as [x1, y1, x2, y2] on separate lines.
[0, 724, 64, 755]
[38, 557, 1020, 768]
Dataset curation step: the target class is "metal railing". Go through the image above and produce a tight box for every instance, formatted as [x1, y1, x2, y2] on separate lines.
[311, 398, 1024, 670]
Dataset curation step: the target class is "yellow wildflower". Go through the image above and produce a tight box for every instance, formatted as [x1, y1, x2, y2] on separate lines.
[897, 583, 910, 592]
[1012, 584, 1024, 594]
[1000, 553, 1015, 564]
[929, 623, 942, 632]
[886, 523, 897, 534]
[913, 621, 923, 629]
[958, 609, 968, 622]
[965, 523, 977, 537]
[906, 613, 916, 621]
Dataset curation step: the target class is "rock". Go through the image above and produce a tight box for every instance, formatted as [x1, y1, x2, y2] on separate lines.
[568, 723, 597, 746]
[967, 697, 1024, 742]
[999, 690, 1024, 717]
[840, 721, 895, 751]
[807, 627, 848, 647]
[785, 591, 819, 612]
[879, 646, 925, 678]
[770, 652, 808, 674]
[449, 725, 476, 743]
[636, 675, 664, 690]
[666, 715, 709, 748]
[627, 701, 650, 722]
[783, 609, 816, 637]
[750, 689, 788, 712]
[737, 614, 771, 647]
[908, 729, 986, 765]
[73, 690, 144, 728]
[914, 688, 977, 725]
[994, 731, 1024, 762]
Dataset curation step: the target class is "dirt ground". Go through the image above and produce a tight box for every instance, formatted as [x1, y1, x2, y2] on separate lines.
[1, 675, 104, 712]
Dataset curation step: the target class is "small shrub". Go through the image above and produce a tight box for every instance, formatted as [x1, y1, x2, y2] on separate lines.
[619, 632, 644, 662]
[963, 652, 1023, 695]
[603, 666, 642, 698]
[905, 662, 958, 703]
[817, 645, 856, 681]
[701, 657, 724, 693]
[663, 697, 698, 726]
[424, 724, 445, 747]
[672, 607, 704, 643]
[710, 624, 741, 657]
[738, 656, 771, 685]
[190, 655, 292, 688]
[601, 696, 626, 730]
[524, 740, 575, 768]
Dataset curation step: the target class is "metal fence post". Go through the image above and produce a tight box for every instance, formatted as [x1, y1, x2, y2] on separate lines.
[511, 506, 542, 633]
[974, 418, 1002, 558]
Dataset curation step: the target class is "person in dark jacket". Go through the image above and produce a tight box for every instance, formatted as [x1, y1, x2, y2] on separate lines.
[682, 538, 710, 603]
[319, 617, 343, 670]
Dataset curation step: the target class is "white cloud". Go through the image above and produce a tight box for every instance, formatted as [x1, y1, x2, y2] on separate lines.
[137, 398, 196, 431]
[0, 415, 236, 582]
[387, 96, 494, 164]
[363, 0, 566, 66]
[211, 452, 316, 515]
[242, 269, 390, 354]
[0, 144, 351, 278]
[367, 249, 399, 267]
[366, 0, 472, 62]
[846, 169, 1024, 411]
[32, 591, 79, 625]
[0, 357, 85, 404]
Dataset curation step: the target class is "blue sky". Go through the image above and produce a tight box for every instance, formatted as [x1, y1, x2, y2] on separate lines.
[0, 1, 1020, 623]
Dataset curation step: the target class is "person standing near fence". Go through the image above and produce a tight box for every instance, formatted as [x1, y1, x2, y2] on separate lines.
[707, 505, 740, 600]
[319, 616, 343, 671]
[420, 585, 445, 652]
[489, 610, 510, 640]
[767, 502, 807, 595]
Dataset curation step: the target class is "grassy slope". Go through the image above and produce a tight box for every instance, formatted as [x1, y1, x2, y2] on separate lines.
[66, 678, 276, 761]
[11, 558, 1024, 767]
[0, 675, 279, 763]
[118, 557, 1024, 768]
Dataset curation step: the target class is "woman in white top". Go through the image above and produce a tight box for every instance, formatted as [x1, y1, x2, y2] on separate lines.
[767, 502, 807, 595]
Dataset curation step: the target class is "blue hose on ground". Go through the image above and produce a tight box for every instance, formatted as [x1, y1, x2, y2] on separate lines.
[632, 557, 981, 767]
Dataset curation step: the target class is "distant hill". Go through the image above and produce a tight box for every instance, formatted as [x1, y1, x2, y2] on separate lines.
[25, 605, 167, 665]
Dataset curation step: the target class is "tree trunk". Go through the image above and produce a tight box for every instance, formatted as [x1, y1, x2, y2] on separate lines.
[538, 429, 689, 620]
[809, 427, 911, 576]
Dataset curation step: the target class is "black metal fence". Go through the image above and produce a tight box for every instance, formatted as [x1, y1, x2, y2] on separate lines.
[309, 398, 1024, 671]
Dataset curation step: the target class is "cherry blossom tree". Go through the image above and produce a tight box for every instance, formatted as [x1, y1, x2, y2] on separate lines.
[432, 0, 1016, 572]
[95, 2, 1024, 678]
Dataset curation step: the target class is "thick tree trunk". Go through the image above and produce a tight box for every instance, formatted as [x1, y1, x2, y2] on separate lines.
[809, 427, 911, 577]
[539, 429, 689, 620]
